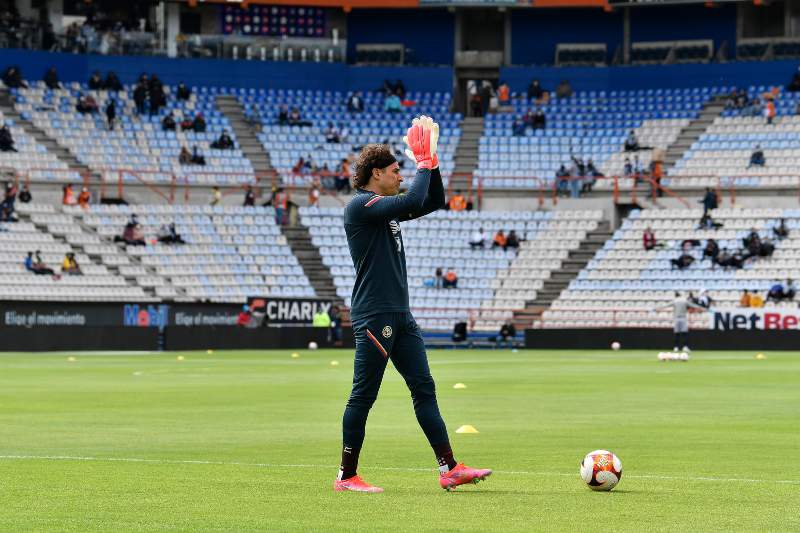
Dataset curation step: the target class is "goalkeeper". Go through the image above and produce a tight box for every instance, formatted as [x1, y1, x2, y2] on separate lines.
[334, 117, 492, 493]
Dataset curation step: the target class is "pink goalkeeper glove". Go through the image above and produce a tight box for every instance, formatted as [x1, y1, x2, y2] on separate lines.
[404, 120, 434, 170]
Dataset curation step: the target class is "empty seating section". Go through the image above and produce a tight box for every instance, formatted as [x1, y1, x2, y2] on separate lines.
[482, 209, 603, 327]
[11, 82, 253, 184]
[240, 89, 460, 185]
[70, 204, 313, 302]
[669, 87, 800, 189]
[478, 88, 709, 189]
[2, 202, 149, 301]
[542, 207, 798, 329]
[0, 111, 77, 180]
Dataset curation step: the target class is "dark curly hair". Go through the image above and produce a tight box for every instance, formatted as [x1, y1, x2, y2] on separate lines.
[352, 144, 397, 189]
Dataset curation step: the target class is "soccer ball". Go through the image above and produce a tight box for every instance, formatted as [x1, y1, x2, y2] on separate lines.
[580, 450, 622, 491]
[308, 341, 318, 350]
[611, 341, 621, 351]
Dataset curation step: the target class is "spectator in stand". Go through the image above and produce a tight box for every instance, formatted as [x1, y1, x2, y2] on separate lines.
[555, 163, 570, 196]
[288, 107, 312, 126]
[671, 250, 694, 270]
[492, 230, 506, 249]
[211, 129, 234, 150]
[384, 93, 402, 113]
[480, 80, 493, 116]
[346, 91, 364, 113]
[743, 228, 760, 251]
[759, 237, 775, 258]
[104, 72, 123, 92]
[308, 180, 321, 208]
[191, 145, 206, 165]
[767, 281, 785, 302]
[25, 251, 57, 277]
[697, 212, 723, 230]
[555, 79, 573, 99]
[748, 145, 766, 167]
[701, 187, 718, 214]
[443, 268, 458, 289]
[88, 71, 103, 90]
[277, 105, 289, 125]
[527, 79, 545, 101]
[2, 66, 27, 89]
[243, 185, 255, 207]
[785, 278, 796, 300]
[497, 321, 516, 348]
[273, 187, 289, 225]
[77, 187, 91, 209]
[105, 99, 116, 130]
[703, 238, 720, 265]
[788, 67, 800, 92]
[114, 222, 145, 246]
[568, 158, 581, 198]
[505, 230, 520, 251]
[774, 218, 789, 240]
[44, 67, 60, 90]
[739, 289, 752, 307]
[764, 99, 776, 125]
[585, 158, 602, 191]
[210, 186, 221, 206]
[643, 227, 657, 250]
[624, 130, 640, 151]
[162, 112, 176, 131]
[75, 93, 98, 114]
[62, 184, 76, 205]
[696, 289, 712, 309]
[18, 184, 31, 203]
[532, 107, 546, 129]
[498, 82, 510, 106]
[133, 81, 148, 115]
[148, 74, 165, 116]
[179, 146, 192, 165]
[434, 267, 443, 289]
[469, 227, 487, 249]
[448, 190, 467, 211]
[157, 223, 185, 244]
[192, 114, 206, 133]
[336, 158, 352, 194]
[623, 157, 633, 178]
[0, 200, 15, 222]
[750, 291, 765, 308]
[176, 82, 191, 101]
[61, 252, 81, 275]
[325, 122, 341, 143]
[0, 123, 17, 152]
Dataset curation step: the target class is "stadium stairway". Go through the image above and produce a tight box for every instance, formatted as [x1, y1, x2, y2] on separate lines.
[215, 95, 274, 175]
[663, 94, 727, 171]
[513, 219, 612, 327]
[0, 88, 91, 177]
[280, 224, 343, 305]
[451, 116, 484, 192]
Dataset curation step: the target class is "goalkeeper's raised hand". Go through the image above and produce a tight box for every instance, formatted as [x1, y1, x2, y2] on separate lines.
[403, 115, 439, 170]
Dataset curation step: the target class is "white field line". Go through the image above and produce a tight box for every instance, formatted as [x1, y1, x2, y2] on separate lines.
[1, 454, 798, 485]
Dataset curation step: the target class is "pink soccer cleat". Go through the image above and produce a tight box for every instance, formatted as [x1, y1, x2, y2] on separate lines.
[439, 463, 493, 491]
[334, 475, 384, 493]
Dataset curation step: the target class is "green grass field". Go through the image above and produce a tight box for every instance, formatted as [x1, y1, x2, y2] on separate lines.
[1, 348, 798, 532]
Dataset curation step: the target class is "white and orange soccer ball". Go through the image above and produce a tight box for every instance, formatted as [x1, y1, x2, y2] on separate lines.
[580, 450, 622, 491]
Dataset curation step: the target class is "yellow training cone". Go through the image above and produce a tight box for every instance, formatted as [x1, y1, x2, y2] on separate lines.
[206, 349, 214, 355]
[756, 353, 766, 360]
[453, 383, 467, 389]
[455, 425, 479, 434]
[67, 356, 76, 362]
[176, 355, 185, 361]
[330, 360, 340, 366]
[291, 352, 300, 359]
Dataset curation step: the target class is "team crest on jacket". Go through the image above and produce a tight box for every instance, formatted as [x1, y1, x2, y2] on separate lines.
[382, 326, 393, 338]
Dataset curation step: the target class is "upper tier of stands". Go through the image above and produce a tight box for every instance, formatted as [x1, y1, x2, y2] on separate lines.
[541, 207, 798, 329]
[240, 89, 460, 186]
[477, 88, 717, 189]
[669, 86, 800, 190]
[9, 82, 254, 185]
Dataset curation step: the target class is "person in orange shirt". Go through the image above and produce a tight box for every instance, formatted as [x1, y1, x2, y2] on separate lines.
[442, 268, 458, 289]
[750, 291, 765, 308]
[62, 183, 75, 205]
[498, 82, 510, 105]
[308, 180, 320, 207]
[739, 289, 751, 307]
[77, 186, 91, 209]
[492, 230, 506, 249]
[765, 100, 776, 125]
[448, 190, 467, 211]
